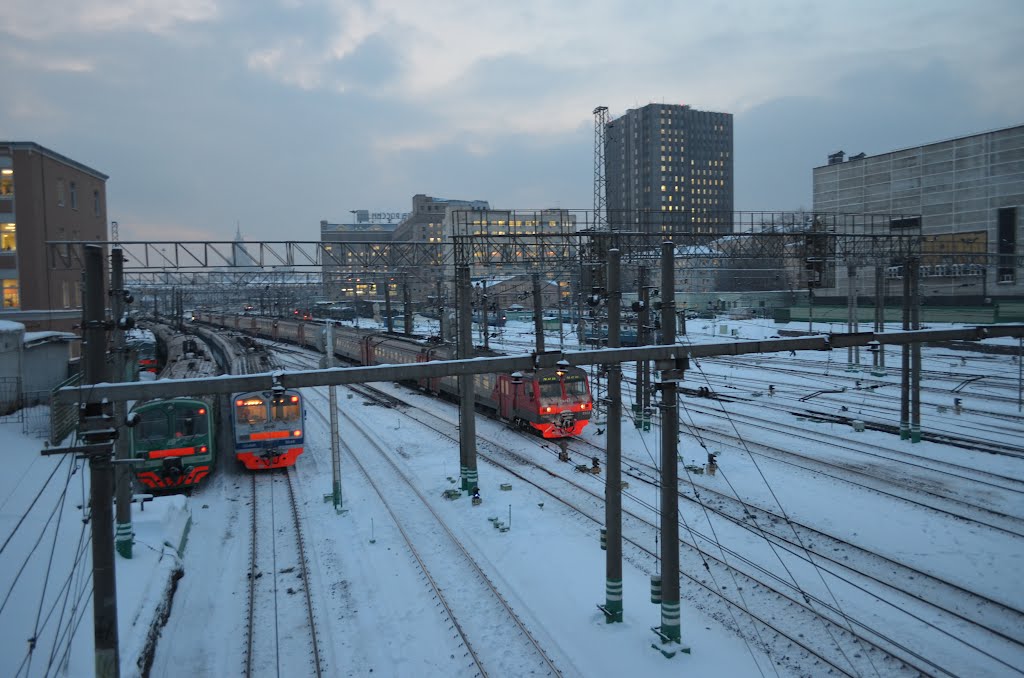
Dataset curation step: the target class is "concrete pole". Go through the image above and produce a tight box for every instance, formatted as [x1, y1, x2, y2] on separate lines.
[84, 244, 121, 677]
[403, 277, 413, 335]
[603, 249, 623, 622]
[532, 273, 544, 354]
[658, 241, 681, 645]
[910, 258, 922, 442]
[111, 248, 133, 559]
[457, 266, 478, 492]
[384, 276, 393, 333]
[481, 279, 489, 351]
[900, 260, 911, 439]
[326, 321, 342, 511]
[847, 264, 856, 370]
[638, 266, 651, 409]
[873, 265, 886, 376]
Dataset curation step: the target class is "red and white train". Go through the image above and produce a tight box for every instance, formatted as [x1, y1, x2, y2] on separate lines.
[197, 311, 593, 439]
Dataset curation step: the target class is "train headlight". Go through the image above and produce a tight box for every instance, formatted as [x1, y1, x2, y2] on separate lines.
[292, 430, 302, 437]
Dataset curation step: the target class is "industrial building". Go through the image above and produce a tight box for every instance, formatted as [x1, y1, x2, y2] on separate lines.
[812, 125, 1023, 303]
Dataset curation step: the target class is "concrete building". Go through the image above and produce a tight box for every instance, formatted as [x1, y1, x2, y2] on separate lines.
[605, 103, 733, 234]
[320, 212, 400, 301]
[392, 195, 489, 303]
[812, 125, 1024, 301]
[0, 142, 109, 332]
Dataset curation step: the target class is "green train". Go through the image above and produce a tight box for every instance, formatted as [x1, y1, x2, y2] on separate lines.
[128, 397, 216, 491]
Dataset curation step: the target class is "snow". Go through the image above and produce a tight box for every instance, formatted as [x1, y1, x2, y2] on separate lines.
[1, 317, 1022, 677]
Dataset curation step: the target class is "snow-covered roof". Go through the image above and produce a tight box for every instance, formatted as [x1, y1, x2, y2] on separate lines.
[23, 331, 78, 348]
[0, 320, 25, 334]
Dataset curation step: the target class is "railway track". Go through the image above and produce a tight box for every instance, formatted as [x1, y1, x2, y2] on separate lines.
[338, 378, 1024, 677]
[298, 385, 568, 677]
[245, 468, 324, 678]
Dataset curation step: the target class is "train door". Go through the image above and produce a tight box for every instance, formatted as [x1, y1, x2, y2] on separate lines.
[296, 322, 306, 346]
[496, 375, 512, 419]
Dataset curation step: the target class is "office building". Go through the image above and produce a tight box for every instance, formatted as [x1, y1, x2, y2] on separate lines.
[605, 103, 733, 234]
[0, 142, 108, 332]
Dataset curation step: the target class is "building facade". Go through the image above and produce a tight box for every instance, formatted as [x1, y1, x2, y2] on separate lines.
[320, 213, 399, 301]
[813, 125, 1024, 300]
[605, 103, 733, 234]
[0, 142, 109, 332]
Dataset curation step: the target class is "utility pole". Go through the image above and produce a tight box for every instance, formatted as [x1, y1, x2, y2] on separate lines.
[323, 321, 343, 513]
[384, 275, 393, 333]
[599, 249, 623, 623]
[111, 248, 134, 559]
[654, 240, 687, 656]
[457, 265, 478, 493]
[403, 276, 413, 335]
[44, 244, 121, 677]
[910, 257, 922, 442]
[872, 264, 886, 376]
[532, 273, 544, 354]
[900, 258, 911, 439]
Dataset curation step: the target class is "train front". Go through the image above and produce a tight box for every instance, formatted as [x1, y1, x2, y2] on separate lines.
[232, 390, 305, 469]
[531, 365, 593, 438]
[129, 398, 215, 491]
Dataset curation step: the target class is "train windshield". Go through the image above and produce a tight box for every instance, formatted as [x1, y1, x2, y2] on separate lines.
[136, 409, 169, 441]
[271, 395, 302, 422]
[236, 398, 268, 426]
[564, 376, 588, 397]
[175, 406, 208, 437]
[538, 380, 562, 400]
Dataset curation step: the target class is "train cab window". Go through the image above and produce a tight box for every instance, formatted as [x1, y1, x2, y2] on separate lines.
[175, 408, 208, 437]
[539, 380, 562, 400]
[564, 377, 588, 397]
[136, 409, 169, 441]
[236, 399, 268, 426]
[272, 395, 301, 422]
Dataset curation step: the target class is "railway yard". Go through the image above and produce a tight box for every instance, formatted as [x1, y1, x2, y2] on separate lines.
[138, 319, 1024, 678]
[2, 316, 1022, 677]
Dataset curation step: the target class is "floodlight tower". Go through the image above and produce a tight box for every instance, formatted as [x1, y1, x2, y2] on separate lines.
[593, 105, 609, 231]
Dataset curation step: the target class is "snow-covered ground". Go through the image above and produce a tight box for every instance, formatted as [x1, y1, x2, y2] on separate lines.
[2, 317, 1022, 677]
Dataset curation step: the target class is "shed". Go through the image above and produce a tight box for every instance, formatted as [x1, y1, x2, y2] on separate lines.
[0, 320, 25, 412]
[22, 331, 78, 398]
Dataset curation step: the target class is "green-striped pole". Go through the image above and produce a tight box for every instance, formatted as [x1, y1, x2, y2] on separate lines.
[115, 522, 133, 560]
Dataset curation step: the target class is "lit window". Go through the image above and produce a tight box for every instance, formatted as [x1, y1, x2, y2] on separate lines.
[0, 173, 12, 197]
[2, 279, 18, 308]
[1, 223, 15, 252]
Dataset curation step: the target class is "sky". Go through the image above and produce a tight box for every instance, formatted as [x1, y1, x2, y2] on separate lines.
[1, 316, 1022, 676]
[2, 1, 1023, 241]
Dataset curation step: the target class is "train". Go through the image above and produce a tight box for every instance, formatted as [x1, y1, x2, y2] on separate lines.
[195, 311, 593, 439]
[231, 388, 306, 469]
[128, 397, 217, 491]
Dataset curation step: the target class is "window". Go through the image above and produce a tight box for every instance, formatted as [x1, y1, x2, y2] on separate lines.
[93, 190, 100, 216]
[0, 223, 14, 251]
[0, 169, 12, 196]
[137, 409, 170, 442]
[57, 179, 65, 207]
[2, 279, 18, 308]
[70, 181, 77, 209]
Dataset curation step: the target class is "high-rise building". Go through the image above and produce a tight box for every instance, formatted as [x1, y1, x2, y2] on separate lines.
[605, 103, 733, 234]
[0, 142, 108, 332]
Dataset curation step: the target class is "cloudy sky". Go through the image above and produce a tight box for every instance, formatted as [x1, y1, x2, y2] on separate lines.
[2, 0, 1021, 242]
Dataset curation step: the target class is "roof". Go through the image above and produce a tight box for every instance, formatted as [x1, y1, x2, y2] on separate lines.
[0, 141, 109, 180]
[24, 331, 78, 348]
[0, 320, 25, 334]
[812, 123, 1024, 170]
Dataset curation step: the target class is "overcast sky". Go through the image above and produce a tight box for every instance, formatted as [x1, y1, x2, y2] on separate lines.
[3, 0, 1022, 243]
